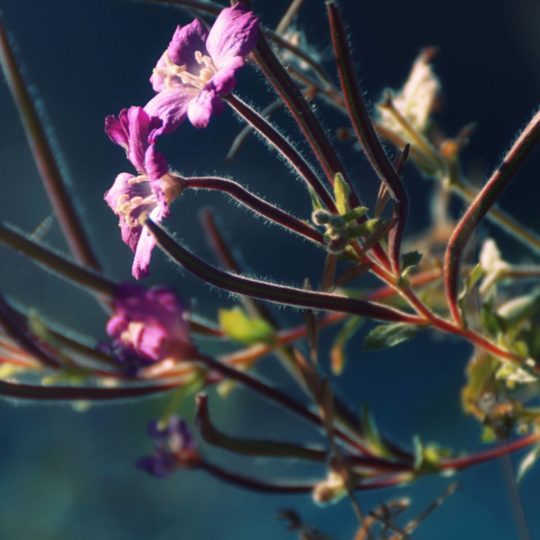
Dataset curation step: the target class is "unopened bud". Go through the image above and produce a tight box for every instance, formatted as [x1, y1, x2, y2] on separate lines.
[312, 209, 331, 226]
[312, 471, 346, 506]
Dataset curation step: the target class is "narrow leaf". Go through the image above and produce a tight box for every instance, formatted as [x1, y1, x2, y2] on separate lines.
[364, 322, 423, 350]
[361, 404, 391, 458]
[330, 316, 363, 374]
[517, 443, 540, 483]
[333, 172, 350, 215]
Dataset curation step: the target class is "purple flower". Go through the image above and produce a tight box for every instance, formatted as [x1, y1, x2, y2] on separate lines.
[146, 4, 259, 130]
[97, 340, 154, 377]
[138, 416, 200, 478]
[107, 284, 194, 363]
[104, 106, 182, 279]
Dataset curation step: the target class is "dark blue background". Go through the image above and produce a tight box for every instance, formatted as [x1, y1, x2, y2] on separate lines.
[0, 0, 539, 538]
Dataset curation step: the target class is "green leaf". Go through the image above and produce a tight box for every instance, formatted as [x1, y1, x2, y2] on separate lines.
[41, 367, 91, 386]
[480, 299, 506, 337]
[465, 263, 485, 294]
[330, 316, 363, 375]
[413, 435, 449, 474]
[333, 172, 350, 215]
[458, 263, 484, 325]
[361, 404, 392, 458]
[461, 353, 497, 417]
[481, 426, 497, 443]
[0, 364, 25, 379]
[361, 217, 398, 252]
[308, 186, 324, 212]
[218, 306, 274, 345]
[517, 443, 540, 483]
[363, 323, 423, 350]
[340, 206, 369, 224]
[28, 309, 51, 341]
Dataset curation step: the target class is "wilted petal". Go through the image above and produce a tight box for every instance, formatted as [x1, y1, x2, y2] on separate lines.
[150, 20, 209, 92]
[206, 4, 259, 67]
[145, 87, 195, 135]
[187, 88, 224, 128]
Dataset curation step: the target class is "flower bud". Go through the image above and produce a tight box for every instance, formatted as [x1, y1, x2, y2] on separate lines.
[312, 471, 346, 506]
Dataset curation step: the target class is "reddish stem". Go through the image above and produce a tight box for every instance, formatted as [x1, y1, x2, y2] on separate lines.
[0, 20, 101, 272]
[182, 176, 324, 245]
[444, 110, 540, 324]
[442, 433, 540, 471]
[226, 94, 336, 211]
[146, 218, 425, 324]
[326, 2, 409, 273]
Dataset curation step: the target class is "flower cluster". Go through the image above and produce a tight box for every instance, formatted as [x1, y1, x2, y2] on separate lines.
[104, 5, 259, 279]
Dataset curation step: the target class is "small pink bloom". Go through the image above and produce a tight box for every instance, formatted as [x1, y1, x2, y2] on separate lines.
[146, 4, 259, 130]
[107, 284, 194, 362]
[104, 107, 181, 279]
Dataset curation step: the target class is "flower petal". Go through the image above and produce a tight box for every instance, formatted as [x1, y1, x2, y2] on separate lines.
[105, 110, 129, 149]
[206, 5, 259, 67]
[150, 20, 209, 92]
[145, 88, 195, 135]
[131, 205, 165, 279]
[105, 107, 161, 173]
[187, 88, 224, 128]
[145, 144, 168, 181]
[208, 56, 244, 95]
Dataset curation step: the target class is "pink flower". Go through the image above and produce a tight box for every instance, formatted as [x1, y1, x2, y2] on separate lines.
[107, 285, 194, 363]
[104, 107, 181, 279]
[146, 4, 259, 130]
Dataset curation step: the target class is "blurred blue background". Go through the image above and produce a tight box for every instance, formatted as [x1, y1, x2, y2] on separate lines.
[0, 0, 539, 538]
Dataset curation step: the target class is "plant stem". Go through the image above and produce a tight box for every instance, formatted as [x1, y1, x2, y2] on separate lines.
[182, 175, 325, 245]
[0, 293, 60, 369]
[0, 379, 179, 401]
[0, 222, 116, 298]
[226, 94, 336, 211]
[0, 20, 101, 272]
[200, 461, 314, 494]
[326, 1, 409, 273]
[147, 219, 425, 324]
[444, 110, 540, 324]
[193, 352, 376, 456]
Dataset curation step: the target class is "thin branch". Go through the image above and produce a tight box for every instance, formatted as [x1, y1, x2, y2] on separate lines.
[0, 20, 101, 271]
[146, 218, 426, 324]
[326, 2, 408, 273]
[0, 222, 117, 298]
[226, 94, 335, 211]
[183, 175, 325, 244]
[444, 110, 540, 324]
